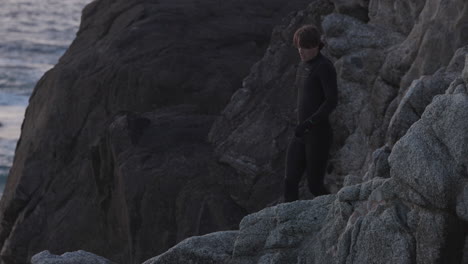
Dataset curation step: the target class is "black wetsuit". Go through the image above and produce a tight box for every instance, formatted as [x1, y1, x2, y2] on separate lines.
[284, 52, 338, 202]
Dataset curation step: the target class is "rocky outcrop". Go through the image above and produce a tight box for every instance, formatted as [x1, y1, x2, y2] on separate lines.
[88, 106, 246, 263]
[208, 0, 468, 204]
[143, 231, 238, 264]
[386, 47, 468, 146]
[0, 0, 313, 263]
[207, 0, 335, 212]
[140, 58, 468, 264]
[145, 0, 468, 260]
[2, 0, 468, 263]
[31, 250, 115, 264]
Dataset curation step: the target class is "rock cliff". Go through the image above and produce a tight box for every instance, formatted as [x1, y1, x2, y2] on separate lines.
[209, 0, 468, 206]
[0, 0, 311, 263]
[146, 0, 468, 262]
[145, 52, 468, 264]
[2, 0, 468, 263]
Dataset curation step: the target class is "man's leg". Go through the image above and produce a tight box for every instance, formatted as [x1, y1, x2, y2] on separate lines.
[304, 123, 332, 196]
[284, 137, 306, 202]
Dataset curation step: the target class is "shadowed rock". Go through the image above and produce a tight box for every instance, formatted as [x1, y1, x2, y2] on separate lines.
[208, 0, 335, 211]
[143, 62, 468, 264]
[0, 0, 312, 263]
[209, 0, 468, 198]
[331, 0, 370, 22]
[2, 0, 468, 263]
[143, 231, 238, 264]
[31, 250, 116, 264]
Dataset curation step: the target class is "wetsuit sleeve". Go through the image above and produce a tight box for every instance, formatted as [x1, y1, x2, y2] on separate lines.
[304, 62, 338, 125]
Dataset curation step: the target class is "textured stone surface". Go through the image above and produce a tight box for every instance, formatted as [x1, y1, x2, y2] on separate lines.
[331, 0, 370, 22]
[0, 0, 313, 263]
[230, 196, 335, 264]
[362, 145, 391, 181]
[135, 50, 468, 264]
[96, 106, 246, 263]
[2, 0, 468, 263]
[463, 55, 468, 84]
[389, 90, 468, 209]
[207, 0, 335, 211]
[209, 0, 468, 200]
[368, 0, 425, 35]
[386, 71, 451, 146]
[142, 231, 238, 264]
[458, 184, 468, 222]
[31, 250, 115, 264]
[1, 105, 247, 264]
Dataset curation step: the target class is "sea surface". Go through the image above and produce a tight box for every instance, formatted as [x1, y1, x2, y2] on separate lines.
[0, 0, 91, 193]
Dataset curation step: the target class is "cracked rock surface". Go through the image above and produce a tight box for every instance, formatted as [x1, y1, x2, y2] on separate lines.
[1, 0, 468, 263]
[145, 62, 468, 263]
[0, 0, 311, 263]
[207, 0, 468, 212]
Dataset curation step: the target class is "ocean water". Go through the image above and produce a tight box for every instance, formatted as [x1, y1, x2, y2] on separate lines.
[0, 0, 91, 193]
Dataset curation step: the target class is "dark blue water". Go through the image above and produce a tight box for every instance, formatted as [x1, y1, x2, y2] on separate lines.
[0, 0, 91, 194]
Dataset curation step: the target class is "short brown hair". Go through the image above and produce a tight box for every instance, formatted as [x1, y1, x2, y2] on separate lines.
[293, 24, 324, 49]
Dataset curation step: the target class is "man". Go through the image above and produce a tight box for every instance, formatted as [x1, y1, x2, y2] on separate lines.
[283, 24, 338, 202]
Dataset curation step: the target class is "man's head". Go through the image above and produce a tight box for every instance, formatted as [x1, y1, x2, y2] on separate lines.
[293, 24, 324, 62]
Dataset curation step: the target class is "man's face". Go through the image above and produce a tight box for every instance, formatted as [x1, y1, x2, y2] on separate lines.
[298, 46, 318, 61]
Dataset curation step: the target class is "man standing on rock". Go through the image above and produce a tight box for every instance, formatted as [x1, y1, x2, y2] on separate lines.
[284, 24, 338, 202]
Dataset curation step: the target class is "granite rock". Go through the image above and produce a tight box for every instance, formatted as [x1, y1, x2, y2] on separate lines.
[142, 231, 238, 264]
[331, 0, 370, 22]
[136, 46, 468, 264]
[2, 0, 468, 263]
[31, 250, 115, 264]
[0, 0, 313, 262]
[208, 0, 335, 211]
[463, 55, 468, 85]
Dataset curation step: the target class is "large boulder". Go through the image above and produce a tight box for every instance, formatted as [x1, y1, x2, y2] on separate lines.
[143, 231, 238, 264]
[89, 106, 246, 263]
[0, 0, 313, 263]
[146, 61, 468, 263]
[31, 250, 115, 264]
[208, 0, 468, 201]
[207, 0, 335, 211]
[2, 0, 468, 263]
[386, 47, 467, 145]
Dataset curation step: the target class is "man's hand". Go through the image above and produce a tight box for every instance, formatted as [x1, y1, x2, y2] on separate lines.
[294, 121, 312, 138]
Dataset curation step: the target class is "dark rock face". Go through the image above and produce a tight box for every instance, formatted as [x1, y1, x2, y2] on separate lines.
[3, 0, 468, 262]
[208, 0, 336, 211]
[31, 250, 116, 264]
[208, 0, 468, 204]
[90, 106, 246, 263]
[386, 47, 467, 146]
[2, 105, 247, 264]
[0, 0, 312, 263]
[143, 231, 238, 264]
[136, 58, 468, 264]
[331, 0, 370, 22]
